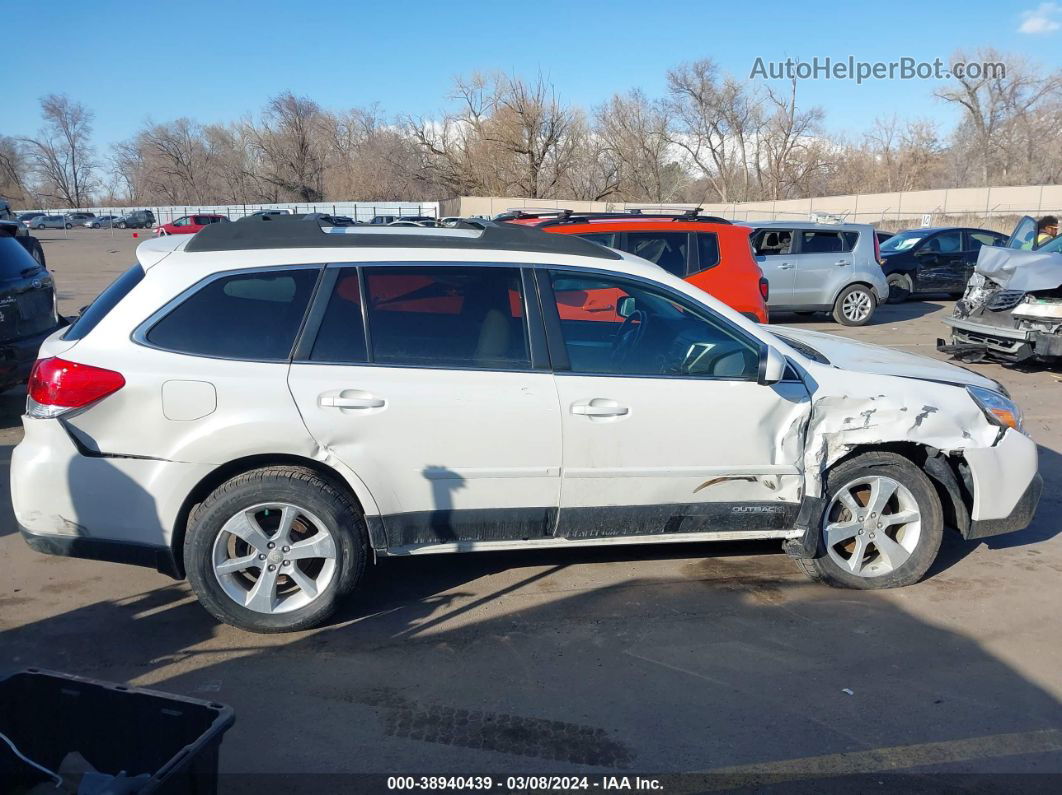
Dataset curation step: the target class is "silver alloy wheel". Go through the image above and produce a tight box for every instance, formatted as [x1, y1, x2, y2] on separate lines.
[211, 502, 338, 614]
[823, 475, 922, 578]
[841, 289, 873, 322]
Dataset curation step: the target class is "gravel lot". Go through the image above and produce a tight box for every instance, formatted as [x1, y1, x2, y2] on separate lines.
[2, 229, 1060, 789]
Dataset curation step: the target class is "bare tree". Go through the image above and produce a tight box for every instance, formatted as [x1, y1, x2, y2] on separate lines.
[0, 135, 29, 204]
[22, 95, 98, 207]
[596, 90, 682, 201]
[936, 48, 1062, 185]
[246, 93, 328, 202]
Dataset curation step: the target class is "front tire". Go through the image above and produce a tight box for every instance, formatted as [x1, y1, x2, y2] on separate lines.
[185, 466, 368, 633]
[64, 223, 72, 229]
[832, 284, 877, 326]
[886, 274, 912, 303]
[797, 452, 943, 590]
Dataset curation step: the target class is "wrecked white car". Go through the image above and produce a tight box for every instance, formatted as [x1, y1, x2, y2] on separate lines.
[11, 219, 1043, 632]
[941, 216, 1062, 363]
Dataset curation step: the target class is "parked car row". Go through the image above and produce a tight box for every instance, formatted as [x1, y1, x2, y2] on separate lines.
[11, 214, 1041, 632]
[17, 209, 157, 230]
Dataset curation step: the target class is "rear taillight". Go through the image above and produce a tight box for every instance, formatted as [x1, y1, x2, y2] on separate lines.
[874, 233, 882, 265]
[27, 357, 125, 418]
[759, 277, 770, 301]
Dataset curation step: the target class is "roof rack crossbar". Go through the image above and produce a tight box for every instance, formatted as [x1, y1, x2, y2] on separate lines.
[534, 212, 731, 228]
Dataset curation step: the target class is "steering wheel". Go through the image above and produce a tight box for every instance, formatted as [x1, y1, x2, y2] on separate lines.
[611, 309, 648, 369]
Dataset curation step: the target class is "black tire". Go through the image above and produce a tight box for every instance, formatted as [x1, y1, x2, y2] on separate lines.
[64, 223, 71, 229]
[184, 466, 368, 633]
[796, 452, 943, 590]
[91, 222, 100, 229]
[832, 284, 877, 326]
[886, 273, 912, 303]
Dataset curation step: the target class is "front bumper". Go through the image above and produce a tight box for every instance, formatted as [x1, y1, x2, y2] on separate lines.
[942, 315, 1062, 361]
[962, 428, 1041, 535]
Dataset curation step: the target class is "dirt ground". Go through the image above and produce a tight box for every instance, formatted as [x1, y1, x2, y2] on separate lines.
[1, 229, 1060, 791]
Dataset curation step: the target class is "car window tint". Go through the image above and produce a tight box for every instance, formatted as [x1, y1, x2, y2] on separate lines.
[310, 269, 368, 363]
[548, 271, 758, 379]
[617, 232, 689, 277]
[969, 231, 1002, 250]
[924, 230, 962, 253]
[752, 229, 793, 255]
[841, 231, 859, 252]
[574, 232, 616, 248]
[800, 231, 843, 254]
[363, 266, 530, 369]
[146, 268, 318, 360]
[64, 265, 145, 341]
[695, 233, 720, 270]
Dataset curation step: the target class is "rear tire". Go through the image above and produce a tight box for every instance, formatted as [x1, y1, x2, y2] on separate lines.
[64, 223, 71, 229]
[832, 284, 877, 326]
[184, 466, 368, 633]
[886, 274, 912, 303]
[797, 452, 943, 590]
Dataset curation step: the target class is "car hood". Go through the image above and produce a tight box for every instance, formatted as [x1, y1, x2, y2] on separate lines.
[770, 326, 997, 389]
[974, 245, 1062, 292]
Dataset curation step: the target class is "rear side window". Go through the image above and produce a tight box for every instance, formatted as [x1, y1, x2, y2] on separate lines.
[63, 265, 144, 341]
[969, 231, 1003, 250]
[618, 232, 689, 277]
[800, 231, 844, 254]
[695, 233, 720, 271]
[841, 231, 859, 251]
[146, 268, 318, 360]
[362, 265, 530, 369]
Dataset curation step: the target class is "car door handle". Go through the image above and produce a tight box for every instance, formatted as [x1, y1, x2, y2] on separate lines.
[776, 262, 792, 270]
[835, 259, 850, 266]
[571, 400, 629, 417]
[319, 392, 385, 409]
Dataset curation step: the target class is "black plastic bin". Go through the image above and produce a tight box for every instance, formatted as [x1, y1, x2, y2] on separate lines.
[0, 668, 235, 794]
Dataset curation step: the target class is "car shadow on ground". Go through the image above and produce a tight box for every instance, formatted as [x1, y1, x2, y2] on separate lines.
[2, 544, 1060, 782]
[771, 300, 946, 326]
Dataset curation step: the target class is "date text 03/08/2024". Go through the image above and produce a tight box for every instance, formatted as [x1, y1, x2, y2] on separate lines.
[386, 776, 664, 791]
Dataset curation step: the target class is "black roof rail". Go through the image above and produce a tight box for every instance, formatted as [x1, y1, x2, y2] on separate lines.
[493, 208, 574, 222]
[183, 214, 622, 259]
[535, 211, 732, 228]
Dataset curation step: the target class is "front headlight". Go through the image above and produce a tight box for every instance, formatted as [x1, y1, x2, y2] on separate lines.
[967, 385, 1024, 433]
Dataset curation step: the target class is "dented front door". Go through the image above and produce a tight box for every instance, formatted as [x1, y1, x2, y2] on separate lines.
[543, 269, 812, 539]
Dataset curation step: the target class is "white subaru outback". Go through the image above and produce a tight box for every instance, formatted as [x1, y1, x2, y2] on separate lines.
[12, 218, 1041, 632]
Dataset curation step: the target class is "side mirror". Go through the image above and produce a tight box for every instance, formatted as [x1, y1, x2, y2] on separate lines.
[758, 346, 787, 385]
[617, 296, 636, 318]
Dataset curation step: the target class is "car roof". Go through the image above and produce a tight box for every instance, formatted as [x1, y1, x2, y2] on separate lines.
[747, 220, 873, 230]
[136, 218, 686, 283]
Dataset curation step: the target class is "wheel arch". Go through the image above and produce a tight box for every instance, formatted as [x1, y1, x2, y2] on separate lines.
[824, 441, 970, 537]
[170, 453, 382, 577]
[830, 279, 879, 306]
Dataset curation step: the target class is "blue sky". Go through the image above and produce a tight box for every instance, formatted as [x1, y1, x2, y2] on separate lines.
[4, 0, 1061, 153]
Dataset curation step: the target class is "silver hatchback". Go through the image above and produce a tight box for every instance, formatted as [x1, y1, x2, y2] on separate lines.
[750, 222, 890, 325]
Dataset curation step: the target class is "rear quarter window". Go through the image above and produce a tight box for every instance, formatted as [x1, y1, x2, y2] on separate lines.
[144, 268, 319, 360]
[63, 265, 145, 341]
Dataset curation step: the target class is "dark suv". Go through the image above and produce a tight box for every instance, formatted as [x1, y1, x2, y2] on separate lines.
[0, 222, 62, 390]
[115, 210, 155, 229]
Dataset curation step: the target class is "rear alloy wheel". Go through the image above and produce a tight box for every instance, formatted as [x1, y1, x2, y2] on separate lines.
[185, 466, 367, 632]
[833, 284, 877, 326]
[797, 452, 943, 589]
[886, 273, 912, 303]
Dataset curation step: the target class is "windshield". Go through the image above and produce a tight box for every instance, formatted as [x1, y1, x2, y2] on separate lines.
[880, 231, 925, 252]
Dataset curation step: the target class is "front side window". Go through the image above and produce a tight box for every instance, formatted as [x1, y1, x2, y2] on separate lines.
[172, 217, 189, 227]
[924, 230, 962, 253]
[617, 231, 689, 277]
[363, 265, 530, 369]
[752, 229, 793, 255]
[549, 271, 759, 379]
[146, 268, 319, 360]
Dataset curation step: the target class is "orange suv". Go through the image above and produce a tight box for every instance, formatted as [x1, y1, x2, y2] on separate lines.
[500, 210, 769, 323]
